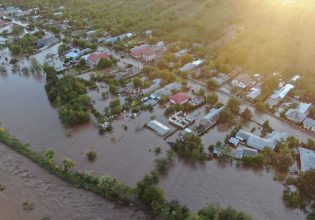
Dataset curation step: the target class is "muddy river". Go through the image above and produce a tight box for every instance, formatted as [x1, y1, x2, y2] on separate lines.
[0, 69, 311, 219]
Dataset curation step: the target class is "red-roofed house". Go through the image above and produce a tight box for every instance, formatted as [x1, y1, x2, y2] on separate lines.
[170, 92, 190, 105]
[86, 52, 110, 68]
[130, 44, 156, 62]
[0, 19, 7, 26]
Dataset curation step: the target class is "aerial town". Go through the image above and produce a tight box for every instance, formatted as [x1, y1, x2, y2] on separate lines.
[0, 1, 315, 220]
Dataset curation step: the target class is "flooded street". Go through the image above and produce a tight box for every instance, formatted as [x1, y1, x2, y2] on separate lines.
[0, 143, 148, 220]
[0, 70, 310, 219]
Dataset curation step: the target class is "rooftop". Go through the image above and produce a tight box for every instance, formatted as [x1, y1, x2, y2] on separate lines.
[87, 52, 110, 64]
[299, 147, 315, 172]
[236, 129, 287, 151]
[147, 120, 170, 136]
[270, 84, 294, 100]
[233, 74, 254, 85]
[304, 117, 315, 128]
[170, 92, 190, 105]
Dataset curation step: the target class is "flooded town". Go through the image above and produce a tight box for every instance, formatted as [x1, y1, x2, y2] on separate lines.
[0, 1, 315, 220]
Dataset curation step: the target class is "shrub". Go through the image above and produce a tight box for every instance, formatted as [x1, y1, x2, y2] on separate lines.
[86, 150, 97, 161]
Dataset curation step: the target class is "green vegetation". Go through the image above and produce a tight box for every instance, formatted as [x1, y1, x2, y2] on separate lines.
[22, 201, 35, 211]
[262, 120, 273, 136]
[173, 134, 206, 161]
[205, 93, 219, 106]
[7, 34, 37, 55]
[155, 150, 175, 175]
[97, 58, 113, 69]
[218, 108, 235, 126]
[240, 108, 253, 121]
[227, 98, 241, 115]
[86, 150, 97, 161]
[44, 65, 91, 125]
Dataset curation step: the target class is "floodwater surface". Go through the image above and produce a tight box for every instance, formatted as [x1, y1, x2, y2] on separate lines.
[0, 69, 311, 219]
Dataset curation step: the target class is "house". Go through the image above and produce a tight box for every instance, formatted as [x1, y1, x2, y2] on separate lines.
[170, 92, 190, 105]
[231, 74, 255, 89]
[201, 106, 225, 126]
[299, 147, 315, 172]
[179, 60, 204, 72]
[146, 120, 170, 136]
[104, 33, 133, 44]
[235, 129, 287, 151]
[85, 52, 110, 68]
[130, 44, 156, 62]
[36, 36, 58, 48]
[267, 84, 294, 107]
[285, 103, 312, 123]
[151, 83, 182, 98]
[175, 49, 189, 58]
[65, 49, 81, 60]
[229, 137, 240, 147]
[246, 87, 261, 101]
[234, 146, 258, 159]
[168, 111, 194, 128]
[303, 117, 315, 132]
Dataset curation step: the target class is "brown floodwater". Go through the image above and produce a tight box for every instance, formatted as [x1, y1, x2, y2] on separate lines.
[0, 143, 148, 220]
[0, 70, 311, 219]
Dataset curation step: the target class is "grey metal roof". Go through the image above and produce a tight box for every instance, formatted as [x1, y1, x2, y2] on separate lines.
[147, 120, 170, 136]
[202, 106, 224, 122]
[304, 117, 315, 128]
[299, 147, 315, 172]
[235, 129, 287, 151]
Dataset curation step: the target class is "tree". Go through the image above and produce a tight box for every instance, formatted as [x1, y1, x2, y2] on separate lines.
[206, 94, 219, 106]
[198, 88, 205, 97]
[133, 77, 143, 88]
[86, 150, 97, 161]
[97, 58, 112, 69]
[174, 134, 205, 160]
[262, 120, 273, 136]
[161, 200, 189, 220]
[30, 58, 41, 74]
[43, 64, 57, 75]
[58, 43, 68, 56]
[181, 54, 193, 65]
[44, 149, 55, 163]
[77, 58, 87, 70]
[227, 98, 241, 114]
[12, 25, 24, 37]
[241, 108, 252, 121]
[297, 169, 315, 199]
[62, 158, 74, 171]
[206, 79, 217, 89]
[276, 143, 294, 172]
[218, 108, 235, 125]
[287, 136, 299, 149]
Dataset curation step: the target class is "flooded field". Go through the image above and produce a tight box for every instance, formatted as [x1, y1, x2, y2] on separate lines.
[0, 69, 311, 219]
[0, 143, 148, 220]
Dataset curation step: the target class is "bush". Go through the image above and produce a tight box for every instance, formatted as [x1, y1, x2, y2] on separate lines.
[283, 189, 301, 208]
[86, 150, 97, 161]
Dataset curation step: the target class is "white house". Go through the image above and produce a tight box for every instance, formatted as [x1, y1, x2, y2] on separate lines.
[267, 84, 294, 107]
[231, 74, 255, 89]
[285, 103, 312, 123]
